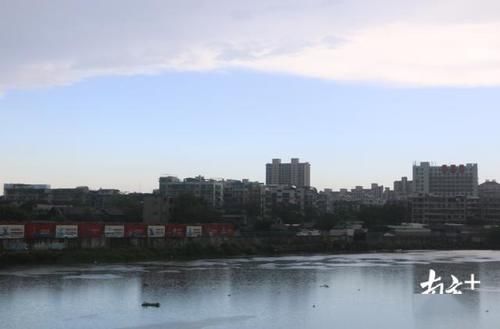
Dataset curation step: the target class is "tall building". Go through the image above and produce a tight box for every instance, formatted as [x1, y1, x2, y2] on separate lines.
[412, 162, 478, 197]
[409, 162, 480, 224]
[265, 158, 311, 187]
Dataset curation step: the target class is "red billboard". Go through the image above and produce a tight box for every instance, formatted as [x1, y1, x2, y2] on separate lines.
[202, 223, 235, 237]
[124, 224, 147, 238]
[78, 223, 104, 238]
[165, 224, 186, 238]
[25, 223, 56, 239]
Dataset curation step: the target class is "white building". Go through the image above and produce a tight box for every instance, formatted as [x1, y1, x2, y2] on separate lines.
[413, 162, 478, 197]
[265, 158, 311, 187]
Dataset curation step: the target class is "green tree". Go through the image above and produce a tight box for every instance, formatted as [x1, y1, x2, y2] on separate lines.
[357, 204, 407, 230]
[171, 193, 221, 223]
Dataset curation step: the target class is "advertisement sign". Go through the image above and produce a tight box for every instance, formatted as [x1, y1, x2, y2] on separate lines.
[186, 225, 202, 238]
[125, 224, 147, 238]
[148, 225, 165, 238]
[55, 225, 78, 239]
[78, 223, 104, 238]
[0, 225, 25, 239]
[166, 224, 186, 238]
[104, 225, 125, 238]
[25, 223, 56, 239]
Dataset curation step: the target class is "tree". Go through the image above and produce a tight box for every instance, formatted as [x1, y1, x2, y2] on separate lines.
[0, 205, 29, 221]
[171, 193, 221, 223]
[357, 204, 407, 230]
[271, 203, 304, 224]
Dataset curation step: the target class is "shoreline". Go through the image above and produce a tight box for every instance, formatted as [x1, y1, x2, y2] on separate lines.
[1, 238, 497, 268]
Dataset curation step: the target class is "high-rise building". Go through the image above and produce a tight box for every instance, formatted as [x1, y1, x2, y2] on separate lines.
[265, 158, 311, 187]
[409, 162, 480, 224]
[412, 162, 478, 197]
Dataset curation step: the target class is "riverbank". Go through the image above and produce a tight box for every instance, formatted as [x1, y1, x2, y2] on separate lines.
[1, 236, 497, 267]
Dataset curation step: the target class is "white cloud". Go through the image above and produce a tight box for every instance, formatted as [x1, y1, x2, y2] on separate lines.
[2, 0, 500, 92]
[231, 22, 500, 87]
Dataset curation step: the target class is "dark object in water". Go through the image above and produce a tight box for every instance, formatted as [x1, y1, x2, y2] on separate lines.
[142, 302, 160, 308]
[320, 284, 329, 288]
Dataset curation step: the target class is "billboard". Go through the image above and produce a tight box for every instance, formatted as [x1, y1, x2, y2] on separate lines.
[166, 224, 186, 238]
[104, 225, 125, 238]
[78, 223, 104, 238]
[124, 224, 147, 238]
[55, 225, 78, 239]
[25, 223, 56, 239]
[186, 225, 203, 238]
[148, 225, 165, 238]
[0, 225, 25, 239]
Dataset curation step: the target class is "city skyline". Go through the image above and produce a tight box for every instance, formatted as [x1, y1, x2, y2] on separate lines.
[1, 160, 495, 196]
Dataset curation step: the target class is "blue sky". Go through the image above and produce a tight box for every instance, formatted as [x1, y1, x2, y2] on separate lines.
[1, 0, 500, 193]
[1, 71, 499, 192]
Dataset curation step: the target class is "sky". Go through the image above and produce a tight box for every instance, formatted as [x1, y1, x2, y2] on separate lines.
[1, 0, 500, 193]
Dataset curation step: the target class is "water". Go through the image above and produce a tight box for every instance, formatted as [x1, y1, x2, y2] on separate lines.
[1, 250, 500, 329]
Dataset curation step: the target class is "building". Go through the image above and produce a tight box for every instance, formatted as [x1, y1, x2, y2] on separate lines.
[263, 185, 318, 220]
[413, 162, 478, 197]
[142, 194, 171, 224]
[265, 158, 311, 187]
[49, 186, 90, 205]
[479, 180, 500, 223]
[393, 177, 413, 199]
[3, 184, 51, 203]
[223, 179, 264, 216]
[409, 194, 480, 224]
[88, 189, 121, 209]
[408, 162, 480, 224]
[159, 176, 224, 209]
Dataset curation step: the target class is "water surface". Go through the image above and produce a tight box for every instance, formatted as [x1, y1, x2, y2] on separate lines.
[1, 250, 500, 329]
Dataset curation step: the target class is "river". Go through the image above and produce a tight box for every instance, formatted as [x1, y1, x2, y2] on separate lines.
[1, 250, 500, 329]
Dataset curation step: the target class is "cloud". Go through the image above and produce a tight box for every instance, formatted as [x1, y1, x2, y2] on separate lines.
[2, 0, 500, 92]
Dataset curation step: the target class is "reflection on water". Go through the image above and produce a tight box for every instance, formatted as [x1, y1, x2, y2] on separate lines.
[1, 251, 500, 329]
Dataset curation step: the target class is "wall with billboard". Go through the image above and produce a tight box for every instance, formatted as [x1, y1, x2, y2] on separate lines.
[0, 225, 25, 239]
[104, 225, 125, 238]
[55, 225, 78, 239]
[148, 225, 165, 238]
